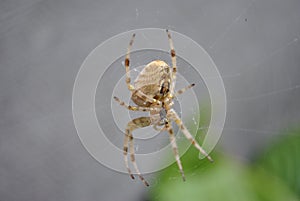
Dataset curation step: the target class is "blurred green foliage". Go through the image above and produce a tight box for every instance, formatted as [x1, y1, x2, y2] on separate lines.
[257, 129, 300, 197]
[149, 109, 300, 201]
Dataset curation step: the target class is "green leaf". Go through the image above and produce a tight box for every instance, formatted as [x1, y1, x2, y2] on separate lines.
[256, 129, 300, 197]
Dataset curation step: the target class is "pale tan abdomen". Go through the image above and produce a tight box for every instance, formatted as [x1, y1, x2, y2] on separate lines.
[131, 60, 171, 106]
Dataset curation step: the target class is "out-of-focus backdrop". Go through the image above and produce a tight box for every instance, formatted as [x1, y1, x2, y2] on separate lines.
[1, 0, 300, 201]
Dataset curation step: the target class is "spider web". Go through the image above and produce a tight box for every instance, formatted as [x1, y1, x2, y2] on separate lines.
[1, 1, 300, 200]
[133, 0, 300, 184]
[199, 0, 300, 160]
[101, 0, 300, 185]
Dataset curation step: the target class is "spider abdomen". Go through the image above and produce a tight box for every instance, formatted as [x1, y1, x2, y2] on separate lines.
[131, 60, 171, 106]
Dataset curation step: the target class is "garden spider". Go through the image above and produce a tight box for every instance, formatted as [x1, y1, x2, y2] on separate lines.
[114, 30, 213, 186]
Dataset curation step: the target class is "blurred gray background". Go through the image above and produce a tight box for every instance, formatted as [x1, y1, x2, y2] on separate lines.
[1, 0, 300, 201]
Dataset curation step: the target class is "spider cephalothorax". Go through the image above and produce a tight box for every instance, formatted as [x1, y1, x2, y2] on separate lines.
[114, 30, 212, 186]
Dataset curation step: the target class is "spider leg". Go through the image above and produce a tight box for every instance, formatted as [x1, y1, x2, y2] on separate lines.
[113, 96, 159, 112]
[165, 121, 185, 181]
[125, 117, 151, 186]
[166, 29, 177, 95]
[174, 83, 195, 97]
[123, 129, 133, 179]
[125, 33, 136, 91]
[169, 109, 213, 162]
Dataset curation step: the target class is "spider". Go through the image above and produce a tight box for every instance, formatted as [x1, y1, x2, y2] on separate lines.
[114, 30, 213, 186]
